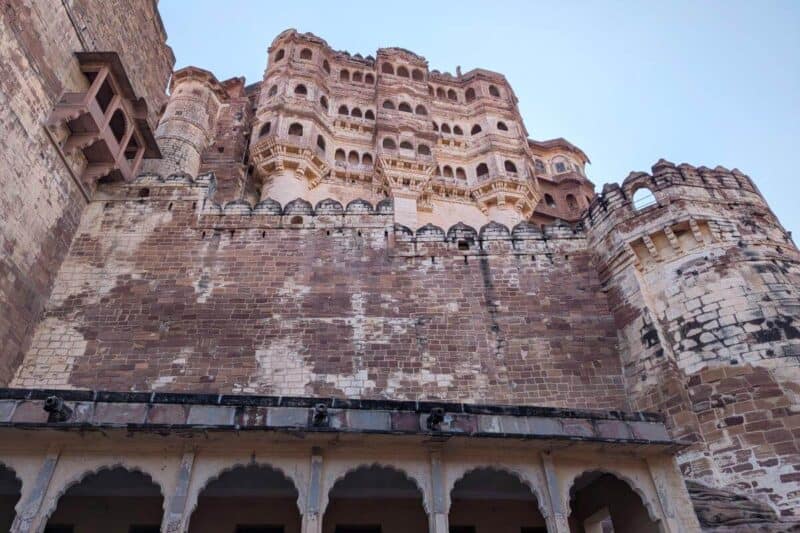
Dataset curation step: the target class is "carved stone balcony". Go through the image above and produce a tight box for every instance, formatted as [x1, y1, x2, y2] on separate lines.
[251, 134, 330, 189]
[47, 52, 160, 183]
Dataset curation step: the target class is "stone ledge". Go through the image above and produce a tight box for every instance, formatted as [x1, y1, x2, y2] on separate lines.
[0, 388, 680, 449]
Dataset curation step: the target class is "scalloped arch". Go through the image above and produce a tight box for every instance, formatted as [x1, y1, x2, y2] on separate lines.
[446, 465, 549, 519]
[321, 462, 430, 516]
[36, 463, 166, 533]
[315, 198, 344, 214]
[283, 197, 314, 215]
[446, 222, 477, 242]
[416, 223, 445, 238]
[345, 198, 374, 214]
[564, 468, 663, 528]
[479, 221, 510, 239]
[254, 197, 283, 214]
[184, 462, 303, 528]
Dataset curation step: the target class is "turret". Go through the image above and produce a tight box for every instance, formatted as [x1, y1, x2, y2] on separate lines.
[586, 159, 800, 519]
[142, 66, 227, 177]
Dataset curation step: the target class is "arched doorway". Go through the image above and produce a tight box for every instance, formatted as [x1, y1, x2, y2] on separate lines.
[568, 471, 660, 533]
[323, 465, 428, 533]
[0, 464, 21, 531]
[44, 467, 163, 532]
[448, 467, 547, 533]
[188, 464, 300, 533]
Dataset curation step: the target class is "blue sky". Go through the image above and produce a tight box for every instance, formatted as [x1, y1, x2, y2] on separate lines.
[159, 0, 800, 237]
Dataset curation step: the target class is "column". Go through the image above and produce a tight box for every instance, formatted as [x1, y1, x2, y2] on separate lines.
[301, 448, 323, 533]
[161, 449, 196, 533]
[10, 448, 60, 533]
[428, 450, 448, 533]
[540, 452, 570, 533]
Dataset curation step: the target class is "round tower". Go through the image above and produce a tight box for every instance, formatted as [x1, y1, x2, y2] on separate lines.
[143, 66, 227, 177]
[585, 159, 800, 520]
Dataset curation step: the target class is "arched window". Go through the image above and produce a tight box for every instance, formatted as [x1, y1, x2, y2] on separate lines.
[274, 49, 285, 62]
[476, 163, 489, 177]
[397, 66, 410, 78]
[456, 167, 466, 179]
[504, 160, 517, 173]
[300, 48, 312, 60]
[470, 124, 482, 135]
[353, 71, 363, 83]
[258, 122, 271, 137]
[412, 69, 424, 81]
[319, 95, 328, 110]
[432, 121, 439, 132]
[316, 135, 326, 150]
[414, 104, 427, 115]
[288, 122, 303, 136]
[632, 187, 657, 210]
[268, 84, 278, 97]
[545, 194, 556, 207]
[447, 89, 457, 101]
[364, 109, 375, 120]
[441, 123, 451, 134]
[399, 140, 414, 150]
[381, 63, 394, 74]
[323, 60, 330, 73]
[340, 69, 350, 82]
[435, 166, 442, 176]
[428, 85, 435, 96]
[338, 104, 349, 115]
[534, 159, 545, 173]
[382, 137, 396, 149]
[351, 107, 362, 118]
[335, 148, 346, 162]
[436, 87, 446, 99]
[362, 153, 373, 166]
[365, 73, 375, 84]
[348, 150, 359, 165]
[497, 121, 508, 131]
[488, 84, 500, 97]
[109, 109, 126, 142]
[566, 194, 578, 211]
[418, 144, 431, 156]
[465, 87, 476, 102]
[382, 99, 395, 110]
[398, 102, 412, 113]
[294, 84, 307, 95]
[453, 125, 463, 135]
[554, 160, 567, 173]
[443, 165, 454, 178]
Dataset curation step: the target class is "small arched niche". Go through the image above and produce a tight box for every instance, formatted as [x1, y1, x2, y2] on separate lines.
[449, 468, 546, 533]
[45, 467, 163, 532]
[631, 187, 657, 210]
[323, 465, 428, 533]
[568, 471, 661, 533]
[188, 464, 300, 533]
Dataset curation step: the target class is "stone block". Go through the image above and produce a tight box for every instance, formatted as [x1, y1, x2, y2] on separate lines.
[186, 405, 235, 426]
[628, 421, 670, 441]
[148, 404, 189, 425]
[266, 407, 308, 428]
[93, 402, 149, 425]
[12, 401, 49, 423]
[595, 420, 633, 440]
[346, 410, 391, 431]
[0, 400, 17, 422]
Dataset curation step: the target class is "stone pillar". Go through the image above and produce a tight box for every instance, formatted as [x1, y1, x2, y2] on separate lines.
[646, 455, 700, 533]
[428, 450, 449, 533]
[540, 452, 570, 533]
[161, 449, 196, 533]
[301, 448, 324, 533]
[10, 448, 60, 533]
[141, 67, 223, 178]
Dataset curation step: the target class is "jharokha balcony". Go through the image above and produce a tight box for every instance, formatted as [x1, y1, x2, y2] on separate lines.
[47, 52, 160, 184]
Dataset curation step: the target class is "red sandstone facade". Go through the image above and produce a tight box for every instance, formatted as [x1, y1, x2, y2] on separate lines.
[0, 9, 798, 533]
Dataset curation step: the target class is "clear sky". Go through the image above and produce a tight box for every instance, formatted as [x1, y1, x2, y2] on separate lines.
[159, 0, 800, 237]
